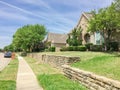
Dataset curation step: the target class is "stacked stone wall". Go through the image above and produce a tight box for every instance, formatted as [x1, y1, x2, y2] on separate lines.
[62, 65, 120, 90]
[27, 53, 80, 68]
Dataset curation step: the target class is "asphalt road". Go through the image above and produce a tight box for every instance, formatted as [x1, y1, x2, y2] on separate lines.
[0, 53, 11, 71]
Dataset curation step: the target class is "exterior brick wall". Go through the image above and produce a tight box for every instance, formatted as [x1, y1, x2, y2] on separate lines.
[62, 65, 120, 90]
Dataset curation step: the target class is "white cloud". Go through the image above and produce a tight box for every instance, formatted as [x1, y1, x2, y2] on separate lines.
[0, 1, 48, 20]
[0, 36, 12, 48]
[0, 36, 11, 40]
[47, 0, 113, 8]
[19, 0, 51, 9]
[0, 0, 75, 28]
[0, 10, 29, 20]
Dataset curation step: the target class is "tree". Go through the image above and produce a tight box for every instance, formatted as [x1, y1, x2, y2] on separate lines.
[4, 44, 14, 51]
[0, 48, 2, 52]
[67, 27, 82, 46]
[88, 3, 120, 50]
[114, 0, 120, 11]
[12, 24, 47, 52]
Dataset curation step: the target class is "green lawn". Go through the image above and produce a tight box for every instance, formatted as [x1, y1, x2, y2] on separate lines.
[41, 51, 120, 81]
[38, 74, 87, 90]
[0, 59, 18, 90]
[25, 57, 87, 90]
[39, 51, 111, 61]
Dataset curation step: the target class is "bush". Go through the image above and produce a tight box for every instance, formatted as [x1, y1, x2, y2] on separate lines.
[90, 45, 103, 51]
[73, 46, 78, 51]
[78, 46, 87, 51]
[60, 47, 68, 51]
[44, 49, 49, 52]
[49, 47, 56, 52]
[20, 51, 27, 56]
[85, 43, 93, 50]
[109, 42, 119, 51]
[60, 46, 87, 51]
[68, 46, 73, 51]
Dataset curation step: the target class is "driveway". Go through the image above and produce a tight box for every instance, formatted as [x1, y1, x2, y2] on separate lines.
[0, 53, 11, 71]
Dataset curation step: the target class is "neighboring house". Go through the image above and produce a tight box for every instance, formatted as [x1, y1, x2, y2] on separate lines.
[46, 32, 68, 51]
[75, 12, 104, 45]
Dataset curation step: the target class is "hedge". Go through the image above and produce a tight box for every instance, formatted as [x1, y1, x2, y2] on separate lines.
[60, 46, 86, 51]
[49, 46, 56, 52]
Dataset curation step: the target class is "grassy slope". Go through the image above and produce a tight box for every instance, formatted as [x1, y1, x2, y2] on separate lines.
[38, 74, 86, 90]
[41, 51, 120, 81]
[25, 57, 87, 90]
[39, 51, 110, 61]
[0, 59, 18, 90]
[72, 55, 120, 81]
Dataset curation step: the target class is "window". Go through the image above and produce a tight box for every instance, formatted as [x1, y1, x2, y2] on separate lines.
[95, 31, 104, 45]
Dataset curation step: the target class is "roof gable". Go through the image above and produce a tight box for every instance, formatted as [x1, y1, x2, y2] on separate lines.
[47, 33, 68, 44]
[76, 12, 93, 27]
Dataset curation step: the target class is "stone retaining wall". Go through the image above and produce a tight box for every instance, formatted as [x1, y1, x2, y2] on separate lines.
[27, 53, 80, 68]
[62, 65, 120, 90]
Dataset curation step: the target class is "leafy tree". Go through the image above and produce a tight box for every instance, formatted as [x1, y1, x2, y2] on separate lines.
[4, 44, 14, 51]
[114, 0, 120, 11]
[12, 24, 47, 52]
[0, 48, 2, 52]
[88, 3, 120, 50]
[67, 27, 82, 46]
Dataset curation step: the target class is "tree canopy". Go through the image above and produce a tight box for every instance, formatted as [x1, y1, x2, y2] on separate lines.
[114, 0, 120, 11]
[67, 27, 82, 46]
[88, 1, 120, 50]
[12, 24, 47, 52]
[4, 44, 14, 51]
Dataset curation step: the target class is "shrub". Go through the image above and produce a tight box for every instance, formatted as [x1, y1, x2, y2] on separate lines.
[60, 46, 87, 51]
[60, 47, 68, 51]
[49, 46, 56, 52]
[109, 42, 119, 51]
[90, 45, 103, 51]
[44, 49, 49, 52]
[78, 46, 87, 51]
[20, 51, 27, 56]
[68, 46, 73, 51]
[85, 43, 93, 50]
[73, 46, 78, 51]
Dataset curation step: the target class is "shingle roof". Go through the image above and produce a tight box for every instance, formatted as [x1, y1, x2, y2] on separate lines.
[47, 33, 68, 44]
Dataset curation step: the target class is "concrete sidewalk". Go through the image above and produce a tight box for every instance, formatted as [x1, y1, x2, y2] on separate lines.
[17, 56, 43, 90]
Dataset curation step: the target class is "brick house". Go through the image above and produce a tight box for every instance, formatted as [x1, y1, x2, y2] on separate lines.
[73, 12, 120, 49]
[74, 12, 104, 45]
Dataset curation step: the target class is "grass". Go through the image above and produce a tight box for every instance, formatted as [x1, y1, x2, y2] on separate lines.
[39, 51, 111, 61]
[72, 55, 120, 81]
[0, 81, 16, 90]
[40, 51, 120, 81]
[25, 57, 87, 90]
[24, 57, 60, 75]
[0, 58, 18, 90]
[38, 74, 87, 90]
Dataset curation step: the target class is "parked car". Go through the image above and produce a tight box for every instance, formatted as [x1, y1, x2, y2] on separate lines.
[4, 51, 12, 58]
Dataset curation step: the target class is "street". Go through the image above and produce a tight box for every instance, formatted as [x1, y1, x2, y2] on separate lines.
[0, 53, 11, 71]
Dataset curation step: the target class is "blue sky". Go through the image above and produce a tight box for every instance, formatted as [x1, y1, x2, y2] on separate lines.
[0, 0, 113, 48]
